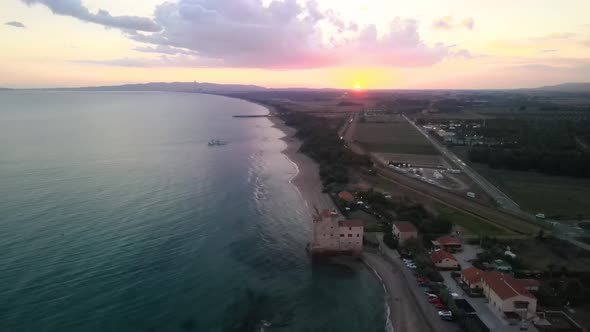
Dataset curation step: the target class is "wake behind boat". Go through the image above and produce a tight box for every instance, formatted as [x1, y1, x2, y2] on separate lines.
[208, 139, 227, 146]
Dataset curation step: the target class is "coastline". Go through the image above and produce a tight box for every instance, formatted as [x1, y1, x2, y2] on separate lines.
[263, 106, 337, 213]
[253, 100, 439, 332]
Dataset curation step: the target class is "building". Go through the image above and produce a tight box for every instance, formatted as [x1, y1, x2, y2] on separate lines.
[310, 209, 364, 256]
[461, 267, 484, 293]
[431, 250, 459, 270]
[392, 221, 418, 245]
[517, 279, 541, 292]
[482, 271, 537, 319]
[432, 235, 462, 252]
[338, 191, 355, 203]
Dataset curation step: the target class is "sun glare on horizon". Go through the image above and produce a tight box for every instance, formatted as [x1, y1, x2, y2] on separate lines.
[353, 82, 362, 90]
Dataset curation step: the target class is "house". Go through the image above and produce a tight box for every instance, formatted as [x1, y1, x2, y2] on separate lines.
[482, 271, 537, 319]
[431, 250, 459, 270]
[338, 191, 355, 203]
[310, 209, 364, 256]
[432, 235, 462, 252]
[461, 267, 484, 293]
[392, 221, 417, 245]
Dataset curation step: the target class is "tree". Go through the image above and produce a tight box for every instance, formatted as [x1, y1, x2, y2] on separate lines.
[537, 229, 545, 241]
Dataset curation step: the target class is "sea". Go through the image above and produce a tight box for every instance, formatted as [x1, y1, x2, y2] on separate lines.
[0, 91, 386, 332]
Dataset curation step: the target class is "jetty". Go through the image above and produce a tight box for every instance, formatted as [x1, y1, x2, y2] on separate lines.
[232, 114, 273, 118]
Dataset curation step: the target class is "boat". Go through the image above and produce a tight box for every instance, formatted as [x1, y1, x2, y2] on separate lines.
[208, 139, 227, 146]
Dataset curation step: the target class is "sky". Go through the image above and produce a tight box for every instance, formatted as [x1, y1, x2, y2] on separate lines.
[1, 0, 589, 89]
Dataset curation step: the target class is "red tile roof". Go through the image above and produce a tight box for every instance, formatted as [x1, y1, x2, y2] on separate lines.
[517, 278, 541, 289]
[482, 272, 535, 300]
[393, 221, 417, 233]
[430, 250, 457, 263]
[462, 267, 484, 284]
[437, 235, 461, 246]
[338, 219, 364, 228]
[338, 191, 355, 202]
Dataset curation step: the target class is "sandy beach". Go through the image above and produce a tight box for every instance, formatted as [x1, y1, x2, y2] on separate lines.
[263, 104, 453, 332]
[268, 115, 337, 213]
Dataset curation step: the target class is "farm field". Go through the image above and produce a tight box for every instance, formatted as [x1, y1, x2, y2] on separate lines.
[453, 147, 590, 220]
[354, 118, 438, 155]
[435, 204, 510, 236]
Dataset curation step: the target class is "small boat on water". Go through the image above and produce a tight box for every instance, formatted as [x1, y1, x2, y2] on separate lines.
[208, 139, 227, 146]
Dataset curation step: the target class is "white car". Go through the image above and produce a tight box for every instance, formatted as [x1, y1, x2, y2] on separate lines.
[406, 264, 417, 269]
[438, 311, 453, 321]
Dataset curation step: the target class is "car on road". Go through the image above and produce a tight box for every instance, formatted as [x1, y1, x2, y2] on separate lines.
[438, 311, 453, 321]
[416, 277, 427, 284]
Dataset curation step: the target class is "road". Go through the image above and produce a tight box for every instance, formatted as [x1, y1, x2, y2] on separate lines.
[402, 115, 590, 250]
[402, 114, 521, 212]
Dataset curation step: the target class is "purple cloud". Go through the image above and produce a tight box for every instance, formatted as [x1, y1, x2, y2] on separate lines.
[119, 0, 456, 69]
[5, 21, 26, 28]
[21, 0, 160, 32]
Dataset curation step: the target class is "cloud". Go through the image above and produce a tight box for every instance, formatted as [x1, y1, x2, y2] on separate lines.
[21, 0, 160, 32]
[115, 0, 458, 69]
[540, 49, 558, 53]
[133, 45, 196, 56]
[461, 18, 474, 30]
[433, 16, 474, 30]
[432, 16, 453, 30]
[5, 21, 26, 28]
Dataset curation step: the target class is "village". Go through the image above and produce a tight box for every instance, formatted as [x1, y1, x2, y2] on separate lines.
[308, 188, 586, 332]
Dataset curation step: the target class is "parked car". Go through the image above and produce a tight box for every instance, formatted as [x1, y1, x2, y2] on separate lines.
[428, 297, 441, 304]
[438, 311, 453, 321]
[416, 277, 427, 284]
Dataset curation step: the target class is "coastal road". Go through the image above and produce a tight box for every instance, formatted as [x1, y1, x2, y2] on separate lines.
[363, 252, 459, 332]
[402, 114, 521, 212]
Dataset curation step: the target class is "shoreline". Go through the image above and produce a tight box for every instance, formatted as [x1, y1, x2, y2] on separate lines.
[261, 103, 337, 213]
[250, 100, 435, 332]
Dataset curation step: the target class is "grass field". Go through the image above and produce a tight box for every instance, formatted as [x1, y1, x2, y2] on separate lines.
[354, 121, 437, 155]
[435, 204, 510, 235]
[452, 147, 590, 220]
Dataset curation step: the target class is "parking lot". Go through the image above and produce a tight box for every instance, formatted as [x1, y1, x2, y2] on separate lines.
[442, 244, 540, 332]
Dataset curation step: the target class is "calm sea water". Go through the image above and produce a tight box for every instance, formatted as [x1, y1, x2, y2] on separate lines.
[0, 91, 385, 332]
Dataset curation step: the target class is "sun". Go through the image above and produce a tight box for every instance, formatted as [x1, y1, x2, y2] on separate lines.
[353, 82, 361, 90]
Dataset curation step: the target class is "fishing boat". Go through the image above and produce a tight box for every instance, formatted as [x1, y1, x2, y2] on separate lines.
[208, 139, 227, 146]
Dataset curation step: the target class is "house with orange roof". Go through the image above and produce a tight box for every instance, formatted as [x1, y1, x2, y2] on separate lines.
[430, 250, 459, 270]
[432, 235, 462, 252]
[461, 267, 484, 295]
[482, 271, 537, 318]
[337, 191, 355, 203]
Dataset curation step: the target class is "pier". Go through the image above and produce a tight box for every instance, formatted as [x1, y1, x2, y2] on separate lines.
[232, 114, 273, 118]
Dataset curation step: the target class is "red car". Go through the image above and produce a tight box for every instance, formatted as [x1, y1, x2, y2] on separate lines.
[416, 277, 427, 284]
[427, 297, 441, 304]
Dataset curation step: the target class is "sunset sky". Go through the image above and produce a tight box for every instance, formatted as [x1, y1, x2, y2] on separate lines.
[1, 0, 589, 89]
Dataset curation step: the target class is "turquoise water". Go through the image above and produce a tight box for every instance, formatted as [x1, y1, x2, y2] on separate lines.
[0, 91, 385, 332]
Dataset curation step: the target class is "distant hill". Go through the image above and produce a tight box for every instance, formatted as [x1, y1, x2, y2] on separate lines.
[533, 82, 590, 93]
[39, 82, 268, 93]
[0, 87, 13, 91]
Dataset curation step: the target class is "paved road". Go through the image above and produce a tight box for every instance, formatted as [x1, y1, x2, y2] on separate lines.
[402, 115, 590, 250]
[402, 114, 521, 212]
